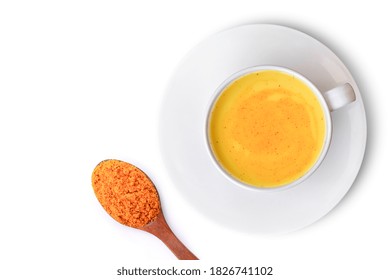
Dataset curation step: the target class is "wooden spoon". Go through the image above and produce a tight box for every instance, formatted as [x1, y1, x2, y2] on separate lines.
[92, 159, 198, 260]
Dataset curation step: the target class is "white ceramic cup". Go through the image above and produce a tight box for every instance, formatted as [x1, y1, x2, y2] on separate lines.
[205, 65, 356, 191]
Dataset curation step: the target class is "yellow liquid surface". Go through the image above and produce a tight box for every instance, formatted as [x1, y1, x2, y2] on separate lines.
[208, 70, 326, 187]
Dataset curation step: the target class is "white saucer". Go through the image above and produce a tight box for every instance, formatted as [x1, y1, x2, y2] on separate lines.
[159, 24, 367, 234]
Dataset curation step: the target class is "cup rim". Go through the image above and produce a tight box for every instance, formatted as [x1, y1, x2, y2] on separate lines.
[205, 65, 333, 192]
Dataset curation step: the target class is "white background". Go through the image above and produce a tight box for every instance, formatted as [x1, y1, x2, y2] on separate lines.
[0, 0, 389, 279]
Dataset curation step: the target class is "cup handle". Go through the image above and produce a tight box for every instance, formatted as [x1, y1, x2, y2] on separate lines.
[322, 83, 356, 112]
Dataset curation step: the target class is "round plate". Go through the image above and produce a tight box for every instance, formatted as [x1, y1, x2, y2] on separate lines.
[159, 24, 367, 234]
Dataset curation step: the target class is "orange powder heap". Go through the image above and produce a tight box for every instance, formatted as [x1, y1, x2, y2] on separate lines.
[92, 159, 161, 228]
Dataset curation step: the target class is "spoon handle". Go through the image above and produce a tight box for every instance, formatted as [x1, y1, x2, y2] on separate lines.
[142, 213, 198, 260]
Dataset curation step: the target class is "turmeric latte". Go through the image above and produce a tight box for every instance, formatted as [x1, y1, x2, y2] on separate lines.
[208, 70, 326, 188]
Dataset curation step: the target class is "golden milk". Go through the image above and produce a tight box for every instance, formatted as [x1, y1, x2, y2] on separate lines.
[208, 70, 326, 188]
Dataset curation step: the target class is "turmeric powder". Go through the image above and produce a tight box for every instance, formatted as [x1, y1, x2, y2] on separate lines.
[92, 159, 161, 228]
